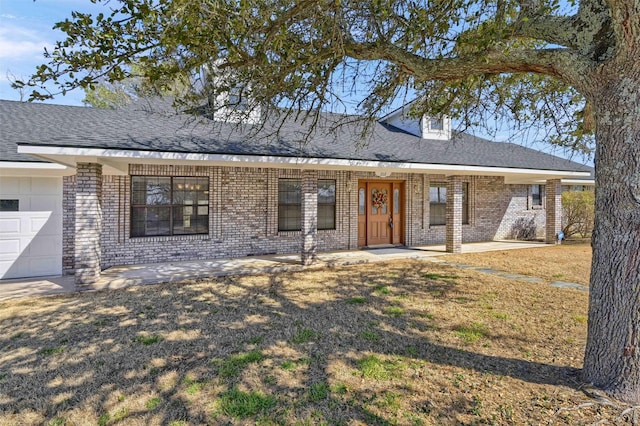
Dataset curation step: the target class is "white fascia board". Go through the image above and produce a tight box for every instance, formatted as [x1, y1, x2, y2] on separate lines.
[561, 178, 595, 185]
[0, 161, 74, 177]
[17, 145, 592, 179]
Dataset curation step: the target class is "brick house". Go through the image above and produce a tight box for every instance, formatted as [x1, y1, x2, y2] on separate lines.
[0, 99, 593, 286]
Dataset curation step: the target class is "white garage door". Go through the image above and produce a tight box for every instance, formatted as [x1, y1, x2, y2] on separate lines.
[0, 177, 63, 279]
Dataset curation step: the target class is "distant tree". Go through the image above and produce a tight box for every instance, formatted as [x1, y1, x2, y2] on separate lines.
[83, 64, 190, 108]
[83, 80, 135, 108]
[14, 0, 640, 403]
[562, 191, 595, 238]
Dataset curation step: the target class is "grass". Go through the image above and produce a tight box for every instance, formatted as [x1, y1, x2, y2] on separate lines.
[40, 347, 64, 356]
[374, 285, 391, 295]
[446, 241, 592, 284]
[357, 355, 404, 380]
[1, 241, 626, 425]
[383, 306, 404, 317]
[453, 322, 490, 343]
[216, 350, 265, 378]
[145, 397, 162, 410]
[133, 334, 163, 346]
[360, 330, 380, 342]
[307, 382, 330, 401]
[215, 388, 276, 418]
[291, 327, 318, 344]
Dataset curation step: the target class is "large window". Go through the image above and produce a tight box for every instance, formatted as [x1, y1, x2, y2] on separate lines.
[131, 176, 209, 237]
[277, 179, 336, 231]
[531, 184, 544, 207]
[429, 182, 468, 226]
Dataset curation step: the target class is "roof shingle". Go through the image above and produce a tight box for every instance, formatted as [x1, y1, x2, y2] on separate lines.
[0, 99, 591, 173]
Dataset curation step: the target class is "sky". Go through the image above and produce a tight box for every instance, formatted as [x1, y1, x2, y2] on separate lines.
[0, 0, 105, 105]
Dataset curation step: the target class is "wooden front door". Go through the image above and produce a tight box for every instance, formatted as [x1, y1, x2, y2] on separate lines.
[358, 181, 404, 247]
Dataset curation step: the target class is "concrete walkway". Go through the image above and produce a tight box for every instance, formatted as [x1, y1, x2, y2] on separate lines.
[0, 240, 556, 301]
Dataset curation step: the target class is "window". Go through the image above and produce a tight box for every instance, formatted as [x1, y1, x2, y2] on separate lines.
[429, 182, 469, 226]
[228, 85, 248, 110]
[131, 176, 209, 237]
[531, 184, 544, 207]
[278, 179, 337, 231]
[318, 179, 336, 230]
[0, 200, 19, 212]
[278, 179, 302, 231]
[429, 183, 447, 226]
[429, 117, 444, 130]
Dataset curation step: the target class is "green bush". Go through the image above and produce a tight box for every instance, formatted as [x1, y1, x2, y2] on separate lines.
[562, 190, 595, 238]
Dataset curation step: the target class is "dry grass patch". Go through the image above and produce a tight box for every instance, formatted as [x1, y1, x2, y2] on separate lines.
[446, 239, 592, 284]
[0, 253, 631, 425]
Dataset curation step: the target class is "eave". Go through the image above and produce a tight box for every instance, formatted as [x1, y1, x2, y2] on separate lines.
[17, 145, 592, 183]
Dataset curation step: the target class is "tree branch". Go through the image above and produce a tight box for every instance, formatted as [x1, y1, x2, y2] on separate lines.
[510, 16, 580, 49]
[343, 39, 593, 90]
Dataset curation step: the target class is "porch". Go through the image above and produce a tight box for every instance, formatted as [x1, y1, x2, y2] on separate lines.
[0, 240, 545, 301]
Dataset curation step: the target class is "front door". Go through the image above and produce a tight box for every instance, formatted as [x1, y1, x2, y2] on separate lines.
[358, 181, 404, 247]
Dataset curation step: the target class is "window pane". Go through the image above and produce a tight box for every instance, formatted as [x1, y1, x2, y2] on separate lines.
[0, 200, 19, 212]
[279, 179, 301, 204]
[131, 176, 147, 205]
[429, 183, 447, 226]
[532, 184, 543, 205]
[131, 207, 147, 237]
[462, 183, 469, 225]
[172, 205, 209, 235]
[278, 179, 301, 231]
[381, 189, 388, 214]
[318, 180, 336, 203]
[359, 188, 365, 215]
[145, 177, 171, 205]
[430, 204, 446, 226]
[318, 180, 336, 230]
[429, 183, 446, 203]
[278, 205, 301, 231]
[430, 118, 444, 130]
[371, 189, 378, 214]
[318, 204, 335, 230]
[147, 206, 171, 236]
[393, 189, 400, 214]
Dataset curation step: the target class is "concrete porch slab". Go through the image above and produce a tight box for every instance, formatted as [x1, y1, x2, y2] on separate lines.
[0, 240, 549, 301]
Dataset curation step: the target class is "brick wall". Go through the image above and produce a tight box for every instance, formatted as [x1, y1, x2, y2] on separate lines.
[74, 163, 102, 285]
[62, 175, 76, 275]
[61, 165, 550, 271]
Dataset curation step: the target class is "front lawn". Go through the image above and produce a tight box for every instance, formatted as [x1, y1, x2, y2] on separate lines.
[0, 243, 629, 425]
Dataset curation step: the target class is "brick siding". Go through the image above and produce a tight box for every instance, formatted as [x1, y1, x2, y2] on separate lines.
[61, 165, 553, 272]
[74, 163, 102, 285]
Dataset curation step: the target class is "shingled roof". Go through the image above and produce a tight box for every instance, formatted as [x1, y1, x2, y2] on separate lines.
[0, 99, 591, 173]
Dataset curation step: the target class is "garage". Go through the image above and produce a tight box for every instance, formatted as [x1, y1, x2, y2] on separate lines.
[0, 176, 63, 279]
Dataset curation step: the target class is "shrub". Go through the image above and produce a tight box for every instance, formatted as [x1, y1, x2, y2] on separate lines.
[562, 190, 595, 238]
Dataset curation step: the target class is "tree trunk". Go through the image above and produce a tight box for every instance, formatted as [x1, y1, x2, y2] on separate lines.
[583, 63, 640, 404]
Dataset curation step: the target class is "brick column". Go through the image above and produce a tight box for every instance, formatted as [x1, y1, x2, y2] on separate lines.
[545, 179, 562, 243]
[446, 175, 463, 253]
[301, 170, 318, 265]
[75, 163, 103, 286]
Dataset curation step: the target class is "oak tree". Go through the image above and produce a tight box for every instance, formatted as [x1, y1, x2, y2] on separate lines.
[16, 0, 640, 403]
